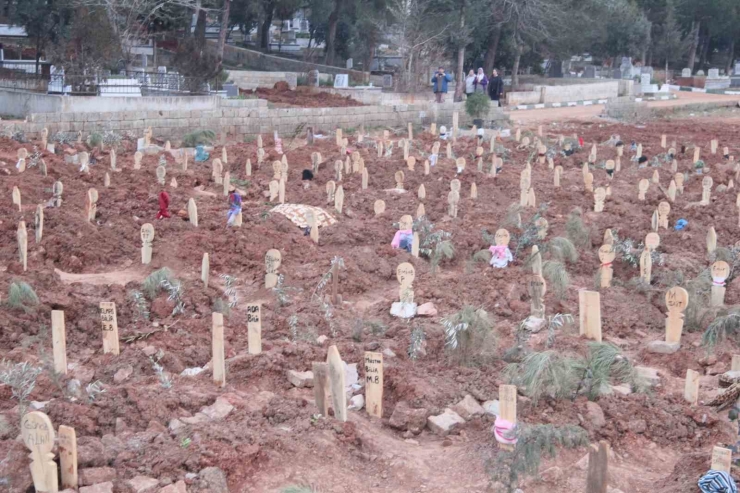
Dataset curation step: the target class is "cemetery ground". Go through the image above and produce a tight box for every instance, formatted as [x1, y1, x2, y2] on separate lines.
[4, 112, 740, 493]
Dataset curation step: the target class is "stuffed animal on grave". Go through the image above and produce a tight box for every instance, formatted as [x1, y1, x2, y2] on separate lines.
[489, 229, 513, 269]
[391, 229, 413, 253]
[302, 169, 314, 189]
[195, 145, 209, 162]
[439, 125, 448, 141]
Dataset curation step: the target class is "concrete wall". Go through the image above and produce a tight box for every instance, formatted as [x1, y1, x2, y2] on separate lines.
[19, 99, 507, 140]
[0, 89, 220, 116]
[506, 80, 621, 105]
[228, 70, 298, 90]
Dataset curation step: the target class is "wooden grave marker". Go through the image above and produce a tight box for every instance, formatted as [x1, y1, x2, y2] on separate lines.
[326, 181, 336, 204]
[658, 201, 670, 229]
[535, 217, 549, 240]
[18, 220, 27, 271]
[412, 232, 420, 257]
[661, 134, 667, 148]
[579, 290, 602, 342]
[58, 425, 77, 490]
[247, 303, 262, 354]
[224, 171, 231, 197]
[140, 223, 154, 264]
[528, 274, 547, 318]
[733, 355, 740, 372]
[693, 146, 701, 163]
[22, 411, 58, 493]
[12, 186, 21, 211]
[312, 362, 329, 415]
[307, 210, 319, 244]
[684, 369, 700, 405]
[278, 177, 285, 204]
[594, 187, 606, 213]
[498, 384, 517, 451]
[396, 262, 416, 303]
[584, 173, 594, 193]
[416, 203, 426, 218]
[269, 180, 279, 201]
[134, 151, 142, 169]
[711, 261, 730, 306]
[374, 199, 385, 216]
[100, 302, 120, 355]
[598, 244, 616, 288]
[104, 172, 111, 188]
[265, 249, 282, 289]
[364, 351, 383, 418]
[668, 180, 677, 202]
[638, 179, 649, 200]
[652, 169, 660, 184]
[362, 168, 369, 189]
[471, 183, 478, 200]
[85, 188, 98, 222]
[711, 446, 732, 474]
[586, 441, 609, 493]
[665, 286, 689, 344]
[554, 166, 562, 188]
[110, 149, 116, 170]
[640, 247, 652, 284]
[188, 198, 198, 226]
[212, 312, 225, 387]
[34, 205, 43, 244]
[51, 310, 67, 375]
[202, 253, 210, 288]
[702, 176, 713, 205]
[448, 189, 460, 218]
[707, 226, 717, 255]
[335, 185, 345, 214]
[327, 345, 347, 422]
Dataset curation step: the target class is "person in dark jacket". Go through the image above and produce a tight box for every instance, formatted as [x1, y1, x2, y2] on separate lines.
[431, 66, 453, 103]
[488, 69, 504, 106]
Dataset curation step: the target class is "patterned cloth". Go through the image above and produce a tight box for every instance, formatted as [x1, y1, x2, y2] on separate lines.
[270, 204, 337, 229]
[493, 417, 517, 445]
[698, 470, 738, 493]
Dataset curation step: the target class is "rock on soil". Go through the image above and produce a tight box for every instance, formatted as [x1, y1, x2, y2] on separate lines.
[390, 301, 417, 318]
[389, 401, 429, 433]
[585, 401, 606, 429]
[427, 408, 465, 435]
[181, 397, 233, 424]
[635, 366, 661, 386]
[287, 370, 314, 388]
[79, 482, 114, 493]
[158, 481, 187, 493]
[114, 365, 134, 383]
[452, 395, 485, 420]
[416, 302, 438, 316]
[198, 467, 228, 493]
[482, 400, 500, 416]
[126, 476, 159, 493]
[647, 341, 681, 354]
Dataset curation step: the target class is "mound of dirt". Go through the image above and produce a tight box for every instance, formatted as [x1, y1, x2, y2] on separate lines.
[245, 86, 365, 107]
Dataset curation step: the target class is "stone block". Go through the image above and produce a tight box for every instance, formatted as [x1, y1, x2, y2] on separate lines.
[647, 341, 680, 354]
[452, 395, 485, 420]
[287, 370, 314, 388]
[80, 483, 114, 493]
[126, 476, 159, 493]
[79, 467, 117, 486]
[427, 408, 465, 435]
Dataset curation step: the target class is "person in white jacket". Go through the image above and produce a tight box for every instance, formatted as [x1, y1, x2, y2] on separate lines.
[464, 70, 475, 97]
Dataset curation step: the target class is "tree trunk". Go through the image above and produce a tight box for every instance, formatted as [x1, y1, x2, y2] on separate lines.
[687, 20, 700, 70]
[260, 2, 275, 51]
[195, 8, 207, 49]
[726, 40, 735, 75]
[482, 26, 501, 75]
[452, 0, 466, 102]
[324, 0, 341, 66]
[699, 31, 711, 69]
[512, 43, 523, 88]
[216, 0, 231, 65]
[34, 35, 41, 77]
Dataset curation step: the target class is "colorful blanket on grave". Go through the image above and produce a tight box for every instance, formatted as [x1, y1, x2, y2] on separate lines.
[270, 204, 337, 229]
[698, 470, 737, 493]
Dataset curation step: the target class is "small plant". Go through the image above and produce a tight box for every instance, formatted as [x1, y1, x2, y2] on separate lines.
[158, 154, 167, 168]
[414, 217, 455, 275]
[273, 274, 298, 307]
[142, 268, 176, 299]
[505, 351, 580, 404]
[53, 131, 78, 145]
[694, 159, 705, 169]
[489, 424, 589, 491]
[85, 380, 106, 402]
[102, 130, 122, 147]
[280, 485, 321, 493]
[545, 313, 575, 348]
[465, 92, 491, 120]
[0, 360, 42, 418]
[161, 277, 185, 316]
[408, 325, 426, 360]
[442, 306, 496, 365]
[580, 342, 645, 399]
[182, 129, 216, 147]
[27, 146, 41, 168]
[180, 437, 192, 448]
[129, 290, 150, 320]
[288, 315, 299, 342]
[88, 132, 103, 148]
[212, 298, 231, 317]
[149, 350, 173, 389]
[221, 274, 239, 308]
[542, 260, 569, 300]
[702, 307, 740, 349]
[565, 208, 591, 248]
[311, 257, 344, 337]
[7, 281, 40, 311]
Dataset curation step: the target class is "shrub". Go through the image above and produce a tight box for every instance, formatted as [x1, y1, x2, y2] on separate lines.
[142, 268, 176, 299]
[182, 129, 216, 148]
[505, 351, 580, 404]
[465, 92, 491, 119]
[542, 260, 569, 300]
[565, 208, 591, 248]
[442, 306, 496, 365]
[7, 281, 39, 310]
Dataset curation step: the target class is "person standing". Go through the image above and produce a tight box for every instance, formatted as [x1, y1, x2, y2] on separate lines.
[488, 68, 504, 106]
[464, 69, 475, 97]
[431, 66, 453, 103]
[156, 190, 170, 219]
[473, 67, 488, 94]
[226, 188, 242, 227]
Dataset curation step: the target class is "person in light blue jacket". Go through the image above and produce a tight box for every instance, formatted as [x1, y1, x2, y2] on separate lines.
[431, 66, 453, 103]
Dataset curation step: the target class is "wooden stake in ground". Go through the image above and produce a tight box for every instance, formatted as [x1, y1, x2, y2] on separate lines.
[364, 351, 383, 418]
[668, 180, 677, 202]
[326, 181, 336, 204]
[51, 310, 67, 375]
[223, 171, 231, 197]
[674, 173, 684, 194]
[498, 384, 517, 451]
[86, 188, 98, 222]
[268, 180, 279, 201]
[636, 143, 643, 159]
[411, 232, 420, 257]
[201, 253, 210, 288]
[711, 447, 732, 474]
[307, 210, 319, 244]
[528, 274, 547, 318]
[586, 441, 609, 493]
[452, 112, 459, 138]
[693, 146, 701, 163]
[247, 303, 262, 354]
[278, 177, 285, 204]
[665, 286, 689, 344]
[12, 186, 21, 211]
[58, 424, 77, 490]
[312, 362, 329, 415]
[416, 203, 426, 218]
[104, 172, 111, 188]
[554, 166, 562, 188]
[658, 201, 670, 229]
[579, 290, 602, 342]
[598, 244, 616, 288]
[265, 249, 282, 289]
[374, 199, 385, 216]
[362, 168, 369, 189]
[100, 302, 120, 355]
[637, 179, 649, 201]
[183, 151, 189, 171]
[702, 176, 713, 205]
[535, 217, 549, 240]
[661, 134, 667, 148]
[707, 226, 717, 255]
[711, 261, 730, 306]
[684, 369, 700, 405]
[732, 355, 740, 371]
[22, 411, 58, 493]
[471, 182, 478, 199]
[327, 345, 347, 422]
[134, 151, 142, 169]
[140, 223, 155, 264]
[17, 220, 27, 271]
[212, 312, 225, 387]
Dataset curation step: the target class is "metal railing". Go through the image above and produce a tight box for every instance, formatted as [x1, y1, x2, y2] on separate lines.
[0, 70, 224, 96]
